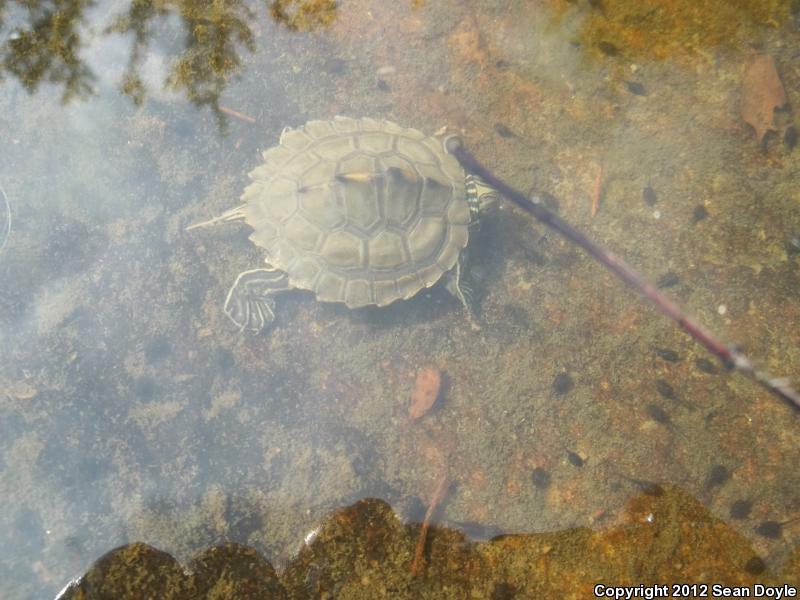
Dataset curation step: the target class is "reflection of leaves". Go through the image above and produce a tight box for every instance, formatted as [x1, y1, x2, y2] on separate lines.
[0, 0, 266, 123]
[103, 0, 167, 106]
[107, 0, 256, 121]
[0, 0, 96, 103]
[270, 0, 337, 32]
[0, 0, 339, 120]
[166, 1, 256, 117]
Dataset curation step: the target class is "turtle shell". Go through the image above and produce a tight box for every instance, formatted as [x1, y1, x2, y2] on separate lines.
[236, 117, 470, 308]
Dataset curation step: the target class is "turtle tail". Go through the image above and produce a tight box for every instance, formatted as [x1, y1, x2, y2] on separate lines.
[185, 204, 248, 231]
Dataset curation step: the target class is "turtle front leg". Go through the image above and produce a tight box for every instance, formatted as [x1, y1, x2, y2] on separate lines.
[443, 253, 481, 330]
[224, 268, 291, 333]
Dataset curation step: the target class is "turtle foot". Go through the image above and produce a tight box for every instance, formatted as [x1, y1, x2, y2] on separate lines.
[224, 269, 290, 334]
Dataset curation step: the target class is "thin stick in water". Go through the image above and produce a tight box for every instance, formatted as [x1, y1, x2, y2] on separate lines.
[411, 470, 449, 576]
[446, 136, 799, 412]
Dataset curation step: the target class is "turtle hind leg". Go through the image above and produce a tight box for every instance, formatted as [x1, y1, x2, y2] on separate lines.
[442, 254, 481, 331]
[224, 268, 291, 333]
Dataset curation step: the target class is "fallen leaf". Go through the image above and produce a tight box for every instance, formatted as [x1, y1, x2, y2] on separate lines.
[409, 368, 442, 420]
[741, 54, 787, 143]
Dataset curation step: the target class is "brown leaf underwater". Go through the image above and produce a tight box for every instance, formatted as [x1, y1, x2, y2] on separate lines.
[409, 368, 442, 420]
[741, 54, 787, 143]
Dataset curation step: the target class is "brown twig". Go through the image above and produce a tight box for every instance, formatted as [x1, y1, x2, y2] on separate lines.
[219, 105, 257, 124]
[591, 163, 603, 218]
[446, 136, 800, 412]
[411, 470, 449, 576]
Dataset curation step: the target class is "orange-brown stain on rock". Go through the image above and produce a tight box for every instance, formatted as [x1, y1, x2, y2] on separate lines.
[409, 367, 442, 420]
[558, 0, 792, 62]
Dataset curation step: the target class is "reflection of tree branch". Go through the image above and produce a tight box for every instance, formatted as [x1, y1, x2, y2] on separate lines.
[107, 0, 256, 125]
[0, 0, 338, 118]
[105, 0, 165, 105]
[1, 0, 96, 103]
[166, 1, 256, 119]
[0, 0, 258, 113]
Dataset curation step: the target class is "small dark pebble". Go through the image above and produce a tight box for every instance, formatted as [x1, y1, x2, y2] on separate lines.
[729, 499, 752, 520]
[694, 357, 718, 375]
[642, 184, 657, 206]
[640, 481, 664, 496]
[744, 556, 767, 575]
[531, 467, 551, 489]
[642, 481, 664, 498]
[626, 81, 646, 96]
[494, 123, 516, 138]
[704, 410, 721, 426]
[598, 41, 620, 56]
[377, 79, 390, 92]
[654, 348, 679, 362]
[692, 205, 709, 224]
[552, 372, 575, 395]
[785, 125, 798, 150]
[492, 582, 517, 600]
[144, 336, 172, 363]
[655, 379, 676, 400]
[705, 464, 730, 489]
[646, 404, 670, 425]
[566, 450, 585, 467]
[495, 59, 510, 70]
[755, 520, 783, 539]
[656, 272, 680, 289]
[627, 477, 663, 496]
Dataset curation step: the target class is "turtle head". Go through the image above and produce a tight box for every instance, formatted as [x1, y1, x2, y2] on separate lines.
[465, 174, 499, 230]
[441, 134, 498, 225]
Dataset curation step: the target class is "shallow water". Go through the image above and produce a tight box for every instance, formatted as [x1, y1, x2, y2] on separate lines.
[1, 0, 799, 597]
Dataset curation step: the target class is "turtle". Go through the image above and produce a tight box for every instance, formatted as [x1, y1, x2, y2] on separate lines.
[187, 116, 497, 333]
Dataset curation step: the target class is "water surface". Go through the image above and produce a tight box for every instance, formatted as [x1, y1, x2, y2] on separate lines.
[0, 0, 798, 597]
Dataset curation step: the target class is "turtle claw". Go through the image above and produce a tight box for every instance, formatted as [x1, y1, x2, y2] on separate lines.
[225, 294, 276, 334]
[443, 253, 481, 329]
[223, 269, 290, 334]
